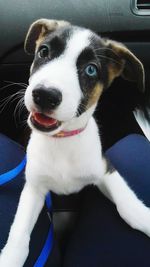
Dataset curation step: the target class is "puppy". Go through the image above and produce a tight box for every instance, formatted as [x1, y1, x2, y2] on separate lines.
[0, 19, 150, 267]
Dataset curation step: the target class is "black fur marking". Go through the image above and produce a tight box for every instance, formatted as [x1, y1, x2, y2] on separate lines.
[77, 48, 97, 66]
[76, 36, 109, 116]
[49, 36, 66, 59]
[31, 27, 72, 75]
[76, 47, 101, 115]
[77, 49, 100, 89]
[89, 36, 110, 88]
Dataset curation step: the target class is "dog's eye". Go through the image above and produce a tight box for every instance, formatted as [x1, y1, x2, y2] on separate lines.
[85, 64, 98, 77]
[38, 45, 49, 58]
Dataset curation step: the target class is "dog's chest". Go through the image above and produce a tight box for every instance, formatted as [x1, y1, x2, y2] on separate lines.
[26, 123, 106, 194]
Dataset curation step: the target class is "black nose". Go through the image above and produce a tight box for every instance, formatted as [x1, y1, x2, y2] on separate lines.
[32, 87, 62, 111]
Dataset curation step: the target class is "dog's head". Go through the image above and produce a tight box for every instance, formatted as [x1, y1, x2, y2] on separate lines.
[24, 18, 145, 134]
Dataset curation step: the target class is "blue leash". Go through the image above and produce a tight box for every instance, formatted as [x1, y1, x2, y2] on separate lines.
[0, 156, 26, 185]
[0, 156, 53, 267]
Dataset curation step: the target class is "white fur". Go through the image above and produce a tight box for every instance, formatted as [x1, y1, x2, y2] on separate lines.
[1, 27, 150, 267]
[134, 109, 150, 141]
[1, 109, 150, 267]
[25, 29, 91, 125]
[100, 171, 150, 235]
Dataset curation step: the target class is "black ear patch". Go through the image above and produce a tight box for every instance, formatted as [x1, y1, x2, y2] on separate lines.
[46, 27, 72, 59]
[103, 40, 145, 92]
[40, 35, 65, 61]
[24, 19, 70, 55]
[29, 27, 73, 75]
[25, 23, 44, 55]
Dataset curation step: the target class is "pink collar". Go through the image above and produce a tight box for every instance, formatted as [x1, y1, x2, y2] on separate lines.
[53, 127, 86, 138]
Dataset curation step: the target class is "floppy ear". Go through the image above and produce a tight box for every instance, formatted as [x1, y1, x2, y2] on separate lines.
[24, 18, 70, 55]
[103, 39, 145, 92]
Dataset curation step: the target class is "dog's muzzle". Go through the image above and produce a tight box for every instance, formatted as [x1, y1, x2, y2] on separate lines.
[30, 87, 62, 132]
[32, 87, 62, 111]
[30, 112, 61, 132]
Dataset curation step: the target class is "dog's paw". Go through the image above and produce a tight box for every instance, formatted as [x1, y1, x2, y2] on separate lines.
[0, 241, 29, 267]
[117, 202, 150, 237]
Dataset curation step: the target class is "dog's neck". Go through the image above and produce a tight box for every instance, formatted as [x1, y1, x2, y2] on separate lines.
[53, 126, 86, 138]
[61, 105, 96, 132]
[33, 105, 97, 138]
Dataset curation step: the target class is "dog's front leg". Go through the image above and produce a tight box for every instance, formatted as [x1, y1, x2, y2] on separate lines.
[0, 182, 46, 267]
[100, 171, 150, 237]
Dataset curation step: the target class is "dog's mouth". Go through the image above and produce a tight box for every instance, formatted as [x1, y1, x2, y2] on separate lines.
[30, 112, 61, 132]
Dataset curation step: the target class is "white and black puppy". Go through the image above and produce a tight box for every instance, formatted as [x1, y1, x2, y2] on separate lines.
[0, 19, 150, 267]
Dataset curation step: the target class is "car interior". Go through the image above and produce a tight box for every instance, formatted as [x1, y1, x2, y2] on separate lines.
[0, 0, 150, 261]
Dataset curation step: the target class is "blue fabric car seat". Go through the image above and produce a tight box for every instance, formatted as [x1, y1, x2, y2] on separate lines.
[0, 133, 60, 267]
[63, 134, 150, 267]
[63, 83, 150, 267]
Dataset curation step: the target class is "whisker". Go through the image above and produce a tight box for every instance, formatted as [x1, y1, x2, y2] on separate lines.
[0, 89, 25, 112]
[0, 89, 25, 103]
[94, 47, 119, 57]
[14, 97, 26, 126]
[96, 54, 122, 66]
[3, 80, 28, 88]
[0, 82, 27, 93]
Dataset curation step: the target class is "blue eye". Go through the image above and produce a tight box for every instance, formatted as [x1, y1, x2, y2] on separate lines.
[85, 64, 98, 77]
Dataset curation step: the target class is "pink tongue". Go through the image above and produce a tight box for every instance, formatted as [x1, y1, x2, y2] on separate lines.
[33, 113, 57, 126]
